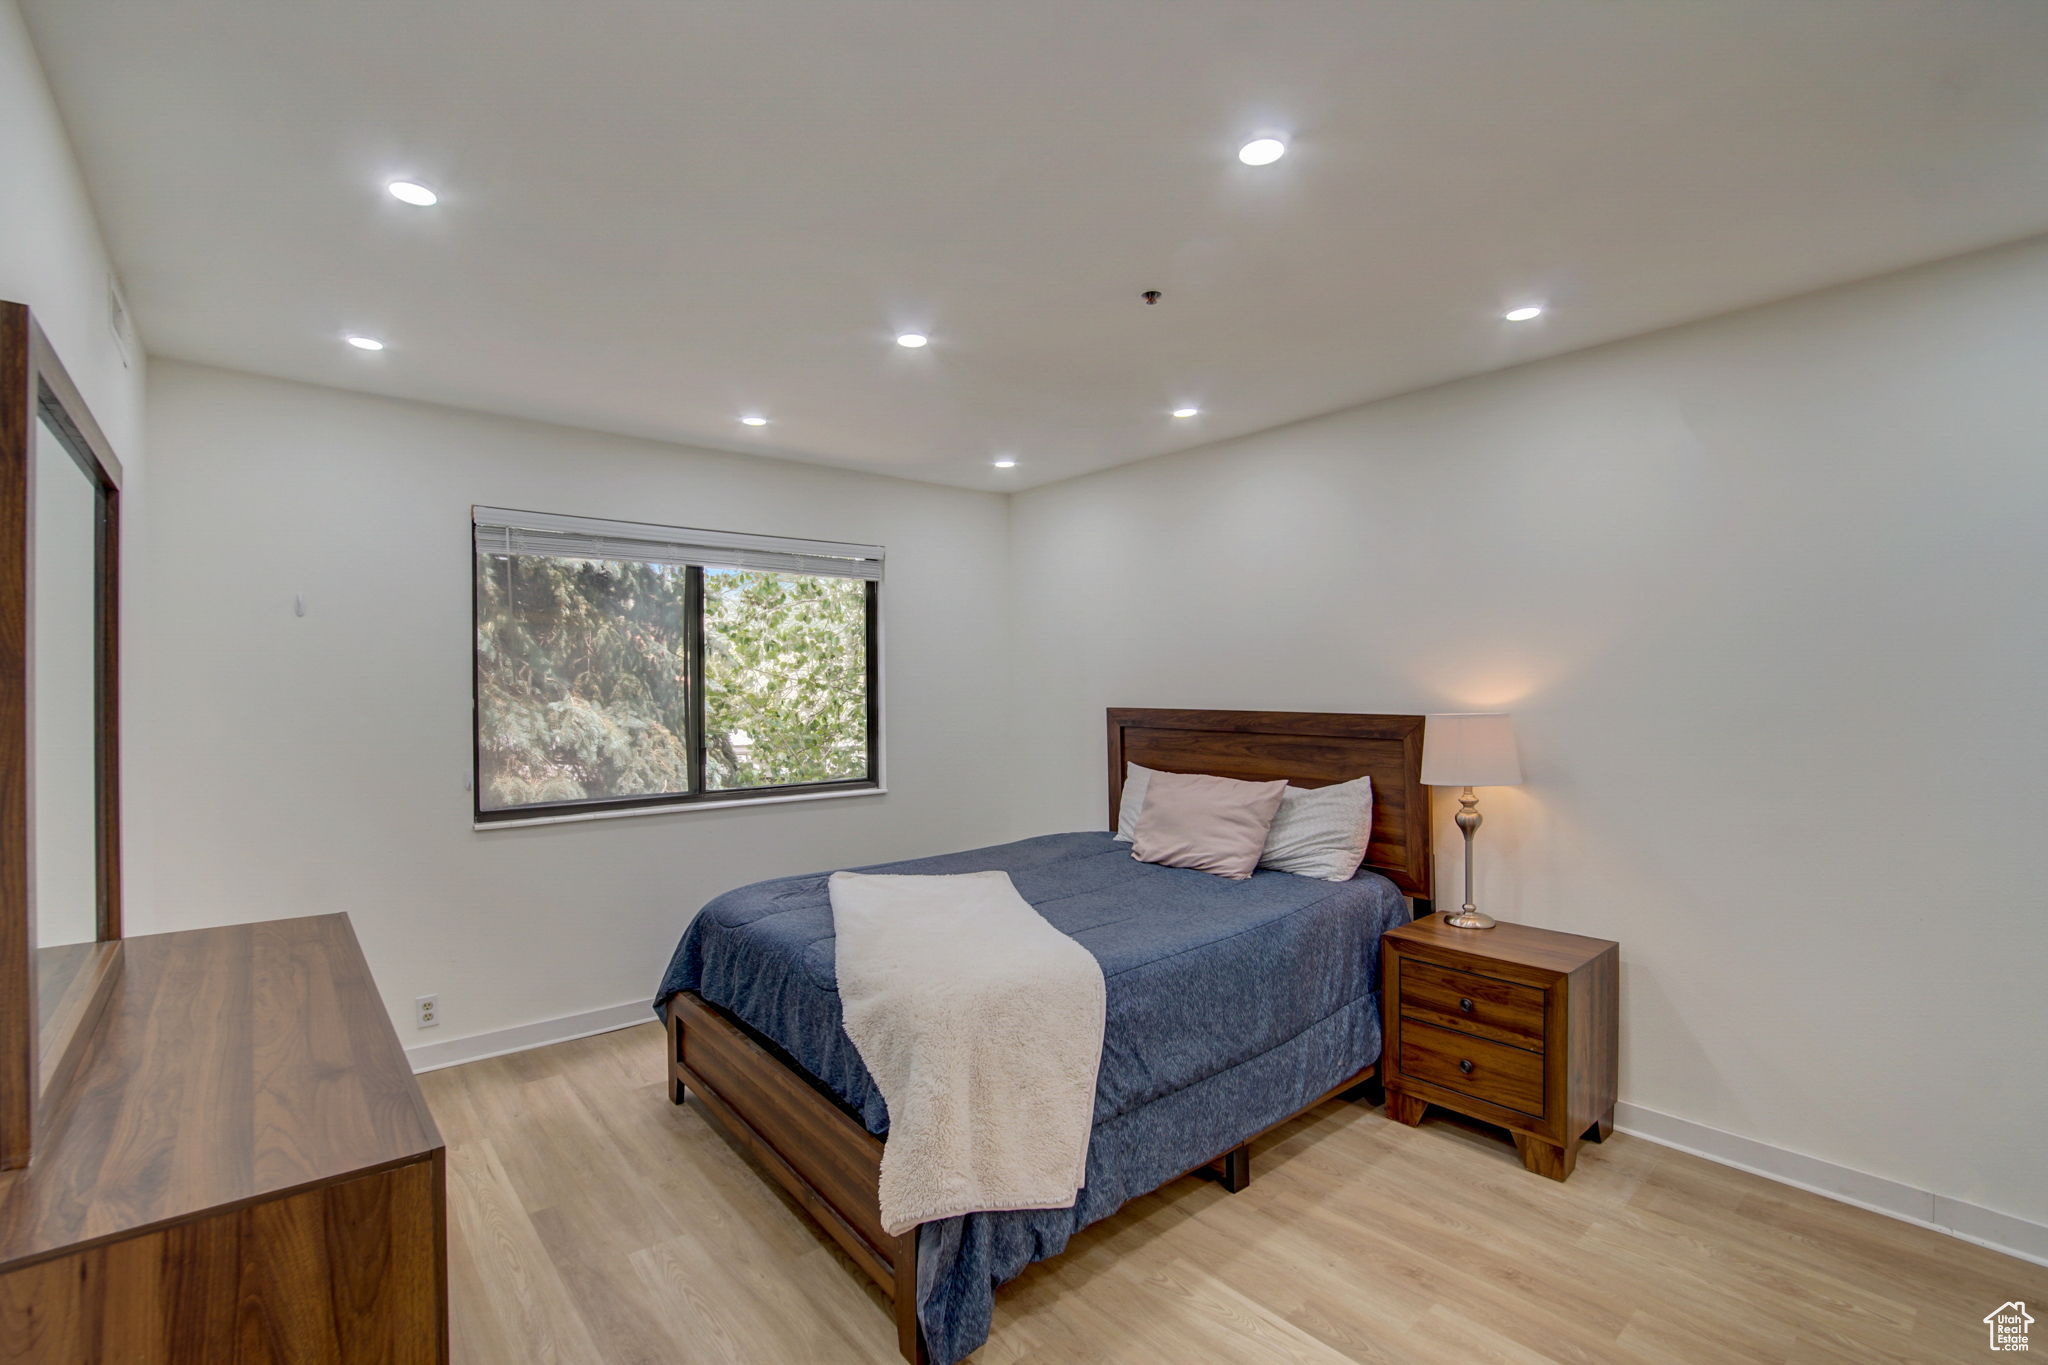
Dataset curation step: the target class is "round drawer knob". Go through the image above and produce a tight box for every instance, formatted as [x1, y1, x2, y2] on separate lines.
[1459, 997, 1474, 1012]
[1459, 1059, 1474, 1075]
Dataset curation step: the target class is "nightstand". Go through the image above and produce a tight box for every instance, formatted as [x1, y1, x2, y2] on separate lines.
[1380, 916, 1618, 1180]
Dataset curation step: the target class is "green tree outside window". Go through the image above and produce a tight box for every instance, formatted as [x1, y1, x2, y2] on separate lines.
[476, 553, 871, 813]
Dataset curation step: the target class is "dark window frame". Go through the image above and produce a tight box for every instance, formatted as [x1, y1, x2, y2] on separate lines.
[471, 557, 880, 825]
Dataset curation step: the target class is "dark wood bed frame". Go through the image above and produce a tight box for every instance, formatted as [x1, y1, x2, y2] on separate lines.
[664, 708, 1435, 1363]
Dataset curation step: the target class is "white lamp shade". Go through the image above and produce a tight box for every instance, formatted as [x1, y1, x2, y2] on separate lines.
[1422, 713, 1522, 787]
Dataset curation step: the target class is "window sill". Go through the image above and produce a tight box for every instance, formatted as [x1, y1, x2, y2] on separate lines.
[473, 784, 887, 831]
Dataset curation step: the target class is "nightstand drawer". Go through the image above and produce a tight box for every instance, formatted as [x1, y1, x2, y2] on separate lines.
[1398, 1020, 1545, 1117]
[1399, 958, 1546, 1051]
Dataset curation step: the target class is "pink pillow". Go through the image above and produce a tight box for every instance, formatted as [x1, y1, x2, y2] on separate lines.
[1130, 770, 1288, 880]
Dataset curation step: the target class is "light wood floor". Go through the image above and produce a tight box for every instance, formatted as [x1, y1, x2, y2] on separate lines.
[421, 1023, 2044, 1364]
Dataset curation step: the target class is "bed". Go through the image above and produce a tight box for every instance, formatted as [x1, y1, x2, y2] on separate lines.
[654, 708, 1434, 1363]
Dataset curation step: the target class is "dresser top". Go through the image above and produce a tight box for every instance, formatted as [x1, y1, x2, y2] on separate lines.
[0, 913, 442, 1270]
[1385, 914, 1616, 974]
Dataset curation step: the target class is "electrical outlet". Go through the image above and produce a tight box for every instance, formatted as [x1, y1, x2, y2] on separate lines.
[416, 994, 439, 1029]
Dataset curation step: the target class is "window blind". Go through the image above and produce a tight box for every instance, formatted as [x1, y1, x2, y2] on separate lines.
[472, 506, 885, 581]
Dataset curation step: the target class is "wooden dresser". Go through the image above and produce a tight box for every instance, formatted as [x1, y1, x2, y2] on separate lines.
[0, 914, 447, 1363]
[1381, 916, 1618, 1180]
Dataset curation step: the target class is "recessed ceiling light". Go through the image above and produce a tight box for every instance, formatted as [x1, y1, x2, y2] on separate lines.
[344, 334, 385, 351]
[1171, 407, 1200, 418]
[1237, 138, 1286, 167]
[739, 415, 768, 426]
[386, 181, 438, 206]
[992, 457, 1017, 469]
[1503, 305, 1545, 322]
[895, 333, 929, 348]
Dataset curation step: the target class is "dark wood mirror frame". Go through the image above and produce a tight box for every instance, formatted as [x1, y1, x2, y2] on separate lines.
[1, 300, 124, 1170]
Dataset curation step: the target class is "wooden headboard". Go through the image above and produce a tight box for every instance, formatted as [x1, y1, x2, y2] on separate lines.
[1107, 708, 1434, 902]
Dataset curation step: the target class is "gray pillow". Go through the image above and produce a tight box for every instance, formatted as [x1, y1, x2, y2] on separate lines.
[1112, 762, 1158, 841]
[1258, 776, 1374, 881]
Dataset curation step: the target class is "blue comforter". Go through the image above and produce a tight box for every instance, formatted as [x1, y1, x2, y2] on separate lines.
[653, 831, 1409, 1363]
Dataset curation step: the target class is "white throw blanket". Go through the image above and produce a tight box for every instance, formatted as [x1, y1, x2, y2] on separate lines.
[829, 869, 1107, 1237]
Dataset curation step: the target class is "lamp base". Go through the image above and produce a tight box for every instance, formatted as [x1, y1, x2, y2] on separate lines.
[1442, 909, 1497, 930]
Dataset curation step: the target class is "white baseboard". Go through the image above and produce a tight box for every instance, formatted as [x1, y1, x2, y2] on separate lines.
[1615, 1102, 2048, 1268]
[406, 998, 655, 1074]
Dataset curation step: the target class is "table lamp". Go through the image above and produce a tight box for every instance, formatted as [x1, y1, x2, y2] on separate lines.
[1421, 713, 1523, 929]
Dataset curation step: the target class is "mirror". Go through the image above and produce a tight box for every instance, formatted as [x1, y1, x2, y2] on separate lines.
[32, 410, 104, 955]
[30, 405, 114, 1044]
[2, 301, 122, 1168]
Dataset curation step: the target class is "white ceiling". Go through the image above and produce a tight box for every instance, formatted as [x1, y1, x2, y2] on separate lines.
[23, 0, 2048, 489]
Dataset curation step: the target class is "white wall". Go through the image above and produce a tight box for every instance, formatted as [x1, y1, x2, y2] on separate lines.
[1007, 236, 2048, 1229]
[131, 361, 1014, 1051]
[3, 0, 148, 968]
[0, 0, 141, 453]
[116, 172, 2042, 1236]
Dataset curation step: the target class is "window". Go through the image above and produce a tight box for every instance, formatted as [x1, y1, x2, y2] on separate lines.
[472, 507, 880, 823]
